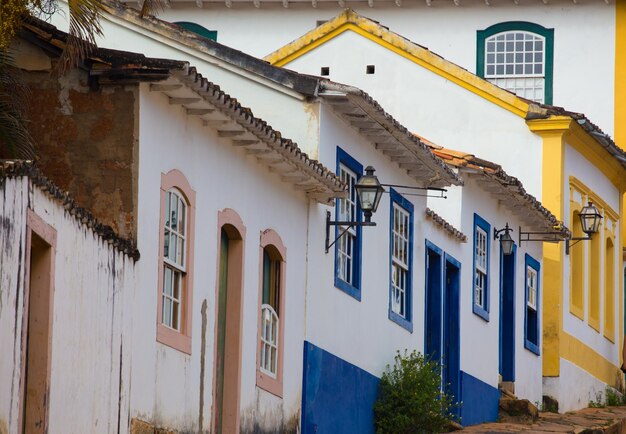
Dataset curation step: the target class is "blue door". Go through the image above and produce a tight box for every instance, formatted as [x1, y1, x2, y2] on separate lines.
[499, 245, 516, 382]
[443, 255, 461, 411]
[425, 242, 443, 363]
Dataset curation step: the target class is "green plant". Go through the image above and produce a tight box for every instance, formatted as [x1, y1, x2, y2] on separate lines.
[374, 350, 459, 434]
[605, 387, 625, 406]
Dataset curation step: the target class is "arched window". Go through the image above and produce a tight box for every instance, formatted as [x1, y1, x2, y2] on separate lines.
[477, 22, 554, 104]
[162, 188, 187, 331]
[157, 169, 196, 354]
[570, 207, 585, 319]
[257, 230, 286, 397]
[604, 236, 615, 341]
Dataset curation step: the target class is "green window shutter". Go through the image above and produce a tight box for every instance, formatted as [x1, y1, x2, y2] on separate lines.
[174, 21, 218, 41]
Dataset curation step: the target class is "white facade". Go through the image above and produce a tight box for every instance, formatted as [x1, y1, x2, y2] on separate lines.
[155, 2, 616, 136]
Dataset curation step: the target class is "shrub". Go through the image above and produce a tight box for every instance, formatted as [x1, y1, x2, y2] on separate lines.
[374, 350, 458, 434]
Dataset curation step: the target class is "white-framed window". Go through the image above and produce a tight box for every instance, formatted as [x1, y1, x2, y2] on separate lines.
[260, 304, 279, 377]
[391, 203, 410, 318]
[525, 254, 541, 354]
[474, 226, 487, 309]
[473, 214, 490, 321]
[162, 189, 187, 331]
[337, 163, 357, 285]
[527, 266, 537, 311]
[388, 189, 413, 332]
[334, 147, 363, 300]
[260, 247, 281, 377]
[478, 22, 554, 104]
[485, 31, 545, 103]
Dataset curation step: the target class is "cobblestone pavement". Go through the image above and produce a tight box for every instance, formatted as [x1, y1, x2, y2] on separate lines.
[460, 406, 626, 433]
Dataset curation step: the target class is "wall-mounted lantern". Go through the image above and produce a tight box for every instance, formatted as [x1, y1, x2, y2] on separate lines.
[565, 201, 602, 254]
[517, 201, 602, 255]
[325, 166, 384, 253]
[324, 165, 447, 253]
[494, 223, 515, 256]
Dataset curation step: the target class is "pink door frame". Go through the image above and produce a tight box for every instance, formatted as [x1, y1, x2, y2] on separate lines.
[19, 209, 57, 434]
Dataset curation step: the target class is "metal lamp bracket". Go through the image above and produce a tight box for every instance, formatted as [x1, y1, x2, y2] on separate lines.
[325, 211, 376, 253]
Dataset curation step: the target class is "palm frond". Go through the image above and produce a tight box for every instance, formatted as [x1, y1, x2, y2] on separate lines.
[57, 0, 104, 70]
[0, 51, 36, 159]
[140, 0, 163, 18]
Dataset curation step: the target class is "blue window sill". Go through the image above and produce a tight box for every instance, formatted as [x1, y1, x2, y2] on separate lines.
[335, 276, 361, 301]
[524, 339, 540, 356]
[473, 304, 490, 322]
[389, 310, 413, 333]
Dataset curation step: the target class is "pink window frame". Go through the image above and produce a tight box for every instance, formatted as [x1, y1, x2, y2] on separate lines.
[157, 169, 196, 355]
[256, 229, 286, 397]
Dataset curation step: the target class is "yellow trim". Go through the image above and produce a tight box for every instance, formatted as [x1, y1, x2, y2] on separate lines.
[568, 199, 585, 320]
[561, 332, 621, 387]
[570, 176, 620, 221]
[616, 3, 626, 148]
[603, 231, 616, 343]
[265, 11, 531, 118]
[532, 125, 566, 377]
[588, 229, 601, 332]
[615, 3, 626, 249]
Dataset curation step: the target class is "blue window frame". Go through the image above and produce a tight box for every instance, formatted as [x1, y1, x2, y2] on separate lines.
[388, 189, 414, 332]
[524, 254, 541, 355]
[472, 214, 490, 321]
[334, 147, 363, 300]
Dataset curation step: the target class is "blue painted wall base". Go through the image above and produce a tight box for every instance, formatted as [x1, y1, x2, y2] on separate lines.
[301, 341, 380, 434]
[460, 371, 501, 426]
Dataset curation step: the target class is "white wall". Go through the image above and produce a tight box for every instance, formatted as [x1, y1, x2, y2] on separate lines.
[286, 30, 546, 200]
[131, 84, 312, 431]
[158, 1, 616, 136]
[0, 176, 136, 434]
[302, 103, 430, 376]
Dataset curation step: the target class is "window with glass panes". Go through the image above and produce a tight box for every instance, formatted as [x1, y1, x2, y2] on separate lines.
[162, 189, 187, 331]
[474, 227, 487, 308]
[477, 22, 554, 105]
[260, 248, 280, 377]
[473, 214, 490, 320]
[388, 190, 413, 332]
[337, 164, 357, 285]
[484, 31, 545, 103]
[525, 254, 540, 354]
[334, 147, 363, 299]
[391, 203, 410, 319]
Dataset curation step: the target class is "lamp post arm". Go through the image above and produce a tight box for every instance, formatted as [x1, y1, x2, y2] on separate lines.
[325, 210, 376, 253]
[565, 235, 592, 255]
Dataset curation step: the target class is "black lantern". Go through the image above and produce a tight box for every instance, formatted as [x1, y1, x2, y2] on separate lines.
[565, 201, 603, 255]
[579, 201, 603, 235]
[494, 223, 515, 256]
[354, 166, 385, 223]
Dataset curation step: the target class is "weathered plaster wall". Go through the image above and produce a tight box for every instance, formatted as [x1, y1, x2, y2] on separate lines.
[15, 39, 138, 239]
[0, 177, 136, 434]
[0, 177, 29, 434]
